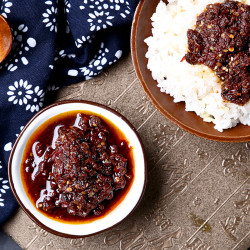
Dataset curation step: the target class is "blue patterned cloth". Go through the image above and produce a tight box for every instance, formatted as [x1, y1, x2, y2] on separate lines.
[0, 0, 139, 224]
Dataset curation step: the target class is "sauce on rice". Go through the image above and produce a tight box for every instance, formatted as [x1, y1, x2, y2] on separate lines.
[185, 0, 250, 105]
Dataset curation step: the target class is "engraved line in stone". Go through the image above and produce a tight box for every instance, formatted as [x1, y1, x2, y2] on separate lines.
[25, 235, 38, 250]
[153, 144, 230, 209]
[155, 133, 187, 166]
[189, 145, 230, 184]
[137, 109, 157, 131]
[112, 78, 137, 104]
[174, 143, 230, 202]
[148, 132, 188, 175]
[182, 177, 250, 248]
[232, 231, 250, 250]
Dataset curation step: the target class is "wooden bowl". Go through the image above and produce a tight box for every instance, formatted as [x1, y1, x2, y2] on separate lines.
[131, 0, 250, 142]
[0, 15, 12, 63]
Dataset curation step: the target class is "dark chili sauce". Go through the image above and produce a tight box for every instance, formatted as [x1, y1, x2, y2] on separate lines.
[21, 111, 134, 224]
[185, 0, 250, 105]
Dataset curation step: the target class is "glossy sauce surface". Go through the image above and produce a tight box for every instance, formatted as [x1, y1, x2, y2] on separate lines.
[21, 111, 134, 224]
[185, 0, 249, 105]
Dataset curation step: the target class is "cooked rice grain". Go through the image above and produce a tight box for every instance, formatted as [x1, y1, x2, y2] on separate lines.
[145, 0, 250, 132]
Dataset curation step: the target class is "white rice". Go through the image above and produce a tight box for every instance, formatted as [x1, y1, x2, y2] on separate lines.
[145, 0, 250, 132]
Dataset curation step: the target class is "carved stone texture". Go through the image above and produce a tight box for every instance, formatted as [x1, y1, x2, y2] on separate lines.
[3, 54, 250, 250]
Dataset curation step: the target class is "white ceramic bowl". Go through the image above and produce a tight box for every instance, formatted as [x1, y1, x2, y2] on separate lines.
[8, 100, 146, 237]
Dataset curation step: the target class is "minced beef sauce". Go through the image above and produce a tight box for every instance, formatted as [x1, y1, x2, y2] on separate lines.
[21, 112, 133, 222]
[185, 0, 250, 105]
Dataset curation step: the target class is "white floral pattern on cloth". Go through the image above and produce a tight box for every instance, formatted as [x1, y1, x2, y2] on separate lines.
[0, 178, 9, 194]
[108, 49, 122, 65]
[26, 86, 45, 112]
[0, 177, 9, 207]
[79, 0, 131, 19]
[79, 46, 110, 77]
[7, 79, 45, 112]
[0, 161, 2, 170]
[64, 0, 71, 13]
[0, 0, 12, 19]
[0, 197, 4, 207]
[87, 10, 114, 32]
[46, 84, 59, 92]
[7, 79, 33, 105]
[56, 50, 76, 60]
[4, 126, 24, 152]
[115, 0, 131, 18]
[4, 142, 12, 152]
[77, 0, 131, 47]
[75, 35, 93, 49]
[49, 49, 76, 69]
[0, 24, 36, 72]
[68, 43, 122, 78]
[42, 0, 58, 32]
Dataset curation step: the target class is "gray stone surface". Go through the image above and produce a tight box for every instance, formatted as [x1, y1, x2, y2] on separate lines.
[3, 54, 250, 250]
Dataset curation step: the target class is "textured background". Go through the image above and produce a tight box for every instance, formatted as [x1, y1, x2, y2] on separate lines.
[3, 54, 250, 250]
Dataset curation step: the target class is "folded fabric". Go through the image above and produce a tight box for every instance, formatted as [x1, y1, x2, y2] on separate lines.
[0, 0, 139, 224]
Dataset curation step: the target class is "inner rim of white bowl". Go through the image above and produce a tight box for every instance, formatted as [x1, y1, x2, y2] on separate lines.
[11, 102, 145, 236]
